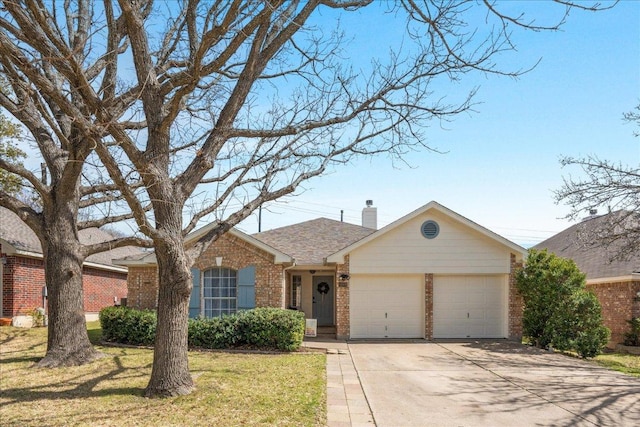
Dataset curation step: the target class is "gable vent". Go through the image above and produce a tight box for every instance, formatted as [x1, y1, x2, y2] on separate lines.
[421, 220, 439, 239]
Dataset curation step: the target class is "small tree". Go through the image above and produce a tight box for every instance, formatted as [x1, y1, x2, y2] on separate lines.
[516, 249, 609, 357]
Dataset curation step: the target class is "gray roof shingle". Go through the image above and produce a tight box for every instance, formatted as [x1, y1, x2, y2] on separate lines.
[533, 212, 640, 280]
[0, 207, 143, 268]
[253, 218, 375, 265]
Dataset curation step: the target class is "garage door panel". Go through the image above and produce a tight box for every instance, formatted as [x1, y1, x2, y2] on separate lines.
[350, 275, 424, 339]
[433, 275, 506, 339]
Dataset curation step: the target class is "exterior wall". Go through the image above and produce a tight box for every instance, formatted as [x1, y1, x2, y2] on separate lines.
[193, 233, 285, 309]
[335, 254, 520, 340]
[349, 210, 513, 274]
[127, 233, 286, 312]
[425, 273, 433, 340]
[336, 256, 350, 339]
[508, 253, 524, 340]
[587, 280, 640, 347]
[0, 255, 44, 316]
[82, 266, 128, 312]
[126, 267, 159, 310]
[0, 249, 127, 317]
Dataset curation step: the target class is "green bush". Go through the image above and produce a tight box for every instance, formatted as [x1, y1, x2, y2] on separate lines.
[188, 315, 240, 349]
[623, 317, 640, 346]
[101, 306, 304, 351]
[236, 308, 305, 351]
[188, 308, 305, 351]
[548, 290, 610, 358]
[99, 306, 157, 346]
[516, 250, 609, 358]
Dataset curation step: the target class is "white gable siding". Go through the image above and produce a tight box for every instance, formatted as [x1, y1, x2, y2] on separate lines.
[349, 211, 512, 274]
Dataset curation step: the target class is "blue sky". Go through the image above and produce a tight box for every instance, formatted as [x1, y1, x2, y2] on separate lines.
[14, 2, 639, 247]
[237, 1, 640, 247]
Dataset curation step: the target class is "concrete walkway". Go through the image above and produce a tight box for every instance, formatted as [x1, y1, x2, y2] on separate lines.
[302, 338, 375, 427]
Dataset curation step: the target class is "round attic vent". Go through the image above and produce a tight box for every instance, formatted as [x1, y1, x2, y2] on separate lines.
[421, 220, 439, 239]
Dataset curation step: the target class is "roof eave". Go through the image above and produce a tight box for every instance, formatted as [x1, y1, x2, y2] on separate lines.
[3, 246, 128, 273]
[587, 274, 640, 285]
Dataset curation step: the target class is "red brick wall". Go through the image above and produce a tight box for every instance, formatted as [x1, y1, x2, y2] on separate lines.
[82, 266, 128, 312]
[0, 251, 127, 317]
[587, 280, 640, 347]
[508, 253, 524, 340]
[1, 254, 44, 316]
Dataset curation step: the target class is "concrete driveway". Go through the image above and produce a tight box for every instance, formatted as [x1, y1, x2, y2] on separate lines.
[348, 341, 640, 427]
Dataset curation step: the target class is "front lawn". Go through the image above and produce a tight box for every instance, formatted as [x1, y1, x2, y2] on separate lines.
[594, 352, 640, 377]
[0, 323, 326, 427]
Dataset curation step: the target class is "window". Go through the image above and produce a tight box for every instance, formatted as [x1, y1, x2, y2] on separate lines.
[203, 267, 237, 317]
[291, 275, 302, 308]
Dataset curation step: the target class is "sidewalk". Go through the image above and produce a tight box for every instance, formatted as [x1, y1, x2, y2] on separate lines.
[303, 338, 375, 427]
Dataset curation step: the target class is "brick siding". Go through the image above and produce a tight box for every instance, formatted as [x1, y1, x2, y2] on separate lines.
[335, 255, 350, 339]
[508, 253, 524, 340]
[127, 232, 286, 312]
[425, 273, 433, 339]
[587, 280, 640, 347]
[1, 246, 127, 317]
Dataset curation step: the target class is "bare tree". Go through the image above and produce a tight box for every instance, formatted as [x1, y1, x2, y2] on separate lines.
[557, 103, 640, 260]
[0, 3, 150, 366]
[0, 0, 609, 395]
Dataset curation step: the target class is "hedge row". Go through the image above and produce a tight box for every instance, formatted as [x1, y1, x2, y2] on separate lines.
[99, 306, 305, 351]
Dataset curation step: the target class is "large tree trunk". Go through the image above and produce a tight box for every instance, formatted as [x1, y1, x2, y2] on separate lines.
[37, 217, 102, 367]
[145, 213, 194, 397]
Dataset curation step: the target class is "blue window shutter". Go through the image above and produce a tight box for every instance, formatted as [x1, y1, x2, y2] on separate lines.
[189, 268, 201, 318]
[237, 265, 256, 310]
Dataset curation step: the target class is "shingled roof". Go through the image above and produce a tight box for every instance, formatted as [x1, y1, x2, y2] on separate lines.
[0, 207, 144, 270]
[253, 218, 375, 265]
[533, 212, 640, 280]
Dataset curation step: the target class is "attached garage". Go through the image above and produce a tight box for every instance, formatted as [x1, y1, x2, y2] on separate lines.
[350, 275, 424, 339]
[327, 201, 527, 340]
[433, 275, 507, 338]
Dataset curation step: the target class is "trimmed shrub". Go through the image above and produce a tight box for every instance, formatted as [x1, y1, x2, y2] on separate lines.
[99, 306, 157, 346]
[188, 315, 240, 349]
[236, 308, 305, 351]
[188, 308, 305, 351]
[102, 306, 304, 351]
[623, 317, 640, 346]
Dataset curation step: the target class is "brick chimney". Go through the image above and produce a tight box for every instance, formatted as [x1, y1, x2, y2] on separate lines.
[362, 200, 377, 230]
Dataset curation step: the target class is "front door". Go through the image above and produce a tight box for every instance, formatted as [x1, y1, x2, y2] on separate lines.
[312, 275, 334, 326]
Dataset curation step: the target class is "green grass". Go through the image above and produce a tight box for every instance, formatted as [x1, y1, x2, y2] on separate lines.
[594, 352, 640, 377]
[0, 323, 326, 427]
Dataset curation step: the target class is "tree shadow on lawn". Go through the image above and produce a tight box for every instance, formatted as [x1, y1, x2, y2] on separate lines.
[1, 355, 149, 407]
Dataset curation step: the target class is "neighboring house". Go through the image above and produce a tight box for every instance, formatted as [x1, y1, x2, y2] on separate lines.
[118, 201, 527, 340]
[534, 212, 640, 347]
[0, 207, 144, 324]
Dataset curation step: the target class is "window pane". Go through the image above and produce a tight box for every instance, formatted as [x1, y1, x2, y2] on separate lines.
[202, 267, 238, 318]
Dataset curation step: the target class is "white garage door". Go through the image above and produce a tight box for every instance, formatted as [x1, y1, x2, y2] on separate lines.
[350, 275, 424, 339]
[433, 275, 507, 339]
